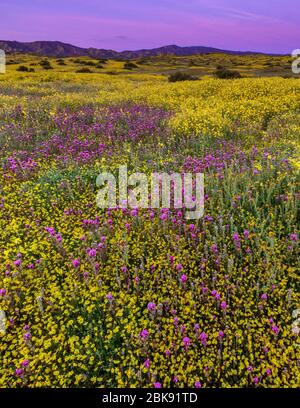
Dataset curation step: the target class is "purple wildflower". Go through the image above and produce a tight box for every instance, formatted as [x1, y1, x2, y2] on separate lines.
[21, 359, 29, 367]
[233, 232, 240, 242]
[23, 332, 32, 341]
[140, 329, 149, 339]
[0, 288, 6, 297]
[183, 337, 191, 348]
[180, 274, 187, 283]
[218, 330, 225, 339]
[147, 302, 156, 312]
[199, 332, 207, 346]
[88, 249, 97, 257]
[72, 259, 80, 268]
[15, 368, 24, 377]
[220, 301, 227, 310]
[244, 229, 250, 239]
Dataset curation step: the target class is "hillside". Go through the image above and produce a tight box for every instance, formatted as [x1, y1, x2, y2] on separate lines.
[0, 40, 264, 59]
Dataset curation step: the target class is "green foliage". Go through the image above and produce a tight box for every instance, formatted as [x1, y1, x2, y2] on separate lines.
[16, 65, 35, 72]
[56, 59, 66, 66]
[76, 67, 92, 73]
[215, 67, 241, 79]
[39, 59, 53, 70]
[124, 61, 138, 70]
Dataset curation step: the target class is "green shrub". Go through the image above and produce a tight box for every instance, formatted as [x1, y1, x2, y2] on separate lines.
[137, 58, 148, 65]
[76, 68, 92, 73]
[215, 67, 241, 79]
[83, 61, 97, 67]
[16, 65, 35, 72]
[124, 61, 138, 70]
[17, 65, 29, 72]
[56, 59, 66, 66]
[39, 59, 53, 70]
[168, 71, 198, 82]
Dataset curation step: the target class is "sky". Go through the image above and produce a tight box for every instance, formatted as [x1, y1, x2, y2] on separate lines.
[0, 0, 299, 53]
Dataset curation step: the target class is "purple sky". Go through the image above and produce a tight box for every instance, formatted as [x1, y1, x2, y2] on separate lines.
[1, 0, 299, 53]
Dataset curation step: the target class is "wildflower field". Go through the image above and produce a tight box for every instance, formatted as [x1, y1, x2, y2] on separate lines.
[0, 57, 299, 388]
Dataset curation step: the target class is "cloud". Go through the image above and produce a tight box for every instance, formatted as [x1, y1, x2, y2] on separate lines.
[214, 6, 278, 22]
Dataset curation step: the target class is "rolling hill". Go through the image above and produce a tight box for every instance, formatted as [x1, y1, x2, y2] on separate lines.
[0, 40, 264, 59]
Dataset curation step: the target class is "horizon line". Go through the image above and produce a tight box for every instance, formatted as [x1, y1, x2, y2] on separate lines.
[0, 39, 288, 56]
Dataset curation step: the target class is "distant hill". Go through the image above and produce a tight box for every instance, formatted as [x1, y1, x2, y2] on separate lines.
[119, 44, 262, 58]
[0, 40, 265, 59]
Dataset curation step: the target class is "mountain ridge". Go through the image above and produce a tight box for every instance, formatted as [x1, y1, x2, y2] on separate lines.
[0, 40, 269, 59]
